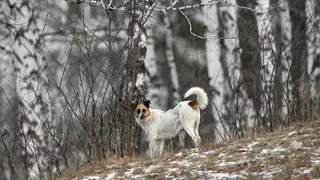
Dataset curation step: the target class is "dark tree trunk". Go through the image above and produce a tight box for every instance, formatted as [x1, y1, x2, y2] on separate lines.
[288, 0, 307, 123]
[236, 0, 263, 127]
[270, 0, 283, 129]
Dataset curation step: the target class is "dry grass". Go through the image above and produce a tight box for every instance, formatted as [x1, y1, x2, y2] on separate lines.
[61, 120, 320, 180]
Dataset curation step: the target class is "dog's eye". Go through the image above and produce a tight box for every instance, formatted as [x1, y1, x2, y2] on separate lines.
[136, 109, 140, 114]
[142, 109, 146, 113]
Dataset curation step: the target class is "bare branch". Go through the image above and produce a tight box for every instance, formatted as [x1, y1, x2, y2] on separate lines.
[178, 9, 207, 40]
[65, 0, 260, 13]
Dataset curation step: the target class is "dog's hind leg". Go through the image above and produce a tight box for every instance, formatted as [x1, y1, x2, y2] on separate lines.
[182, 124, 201, 148]
[178, 131, 186, 148]
[194, 120, 201, 146]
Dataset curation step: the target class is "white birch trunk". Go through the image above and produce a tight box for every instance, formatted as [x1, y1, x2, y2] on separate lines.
[307, 0, 320, 119]
[144, 11, 167, 109]
[164, 13, 181, 105]
[202, 1, 239, 142]
[257, 0, 273, 116]
[202, 3, 224, 142]
[163, 11, 186, 148]
[280, 0, 292, 121]
[256, 0, 279, 128]
[11, 0, 55, 178]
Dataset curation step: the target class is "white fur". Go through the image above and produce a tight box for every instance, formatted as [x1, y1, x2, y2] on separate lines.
[184, 87, 208, 110]
[134, 87, 208, 158]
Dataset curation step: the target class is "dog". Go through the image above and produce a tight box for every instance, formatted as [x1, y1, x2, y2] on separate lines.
[134, 87, 208, 157]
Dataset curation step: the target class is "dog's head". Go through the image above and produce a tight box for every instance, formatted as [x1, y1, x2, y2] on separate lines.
[134, 100, 151, 121]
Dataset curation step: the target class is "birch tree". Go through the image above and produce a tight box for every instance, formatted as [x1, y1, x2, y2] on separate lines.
[269, 0, 285, 128]
[307, 0, 320, 120]
[236, 0, 263, 132]
[164, 11, 181, 106]
[8, 0, 54, 178]
[202, 1, 229, 142]
[256, 0, 277, 130]
[288, 0, 308, 122]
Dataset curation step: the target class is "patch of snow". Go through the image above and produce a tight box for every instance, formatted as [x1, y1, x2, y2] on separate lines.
[130, 174, 145, 179]
[82, 176, 100, 180]
[170, 161, 178, 164]
[302, 168, 312, 174]
[165, 175, 175, 179]
[127, 162, 138, 167]
[189, 153, 200, 157]
[291, 140, 302, 149]
[106, 164, 120, 169]
[218, 153, 225, 157]
[178, 160, 193, 167]
[250, 171, 277, 178]
[260, 147, 287, 154]
[311, 159, 320, 164]
[145, 165, 160, 173]
[250, 166, 282, 178]
[207, 171, 244, 179]
[247, 141, 259, 148]
[311, 154, 320, 165]
[175, 152, 183, 157]
[193, 170, 204, 176]
[202, 150, 216, 155]
[189, 152, 206, 158]
[124, 168, 135, 177]
[167, 168, 180, 172]
[170, 159, 194, 167]
[287, 131, 297, 137]
[260, 149, 269, 154]
[105, 172, 116, 180]
[190, 148, 200, 152]
[217, 160, 248, 167]
[314, 149, 320, 153]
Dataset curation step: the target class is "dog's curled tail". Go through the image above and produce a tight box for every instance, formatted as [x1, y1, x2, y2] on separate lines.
[184, 87, 208, 110]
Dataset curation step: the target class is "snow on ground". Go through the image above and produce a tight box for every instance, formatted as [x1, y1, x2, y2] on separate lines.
[64, 121, 320, 179]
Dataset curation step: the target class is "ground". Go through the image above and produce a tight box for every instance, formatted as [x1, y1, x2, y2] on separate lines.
[62, 120, 320, 180]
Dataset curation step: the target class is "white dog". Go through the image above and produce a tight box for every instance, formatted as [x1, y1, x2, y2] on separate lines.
[134, 87, 208, 157]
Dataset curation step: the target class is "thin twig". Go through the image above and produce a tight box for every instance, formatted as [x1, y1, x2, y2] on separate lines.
[171, 0, 179, 7]
[108, 0, 113, 8]
[178, 9, 207, 39]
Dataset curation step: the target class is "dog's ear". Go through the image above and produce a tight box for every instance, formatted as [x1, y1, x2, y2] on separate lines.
[143, 100, 151, 109]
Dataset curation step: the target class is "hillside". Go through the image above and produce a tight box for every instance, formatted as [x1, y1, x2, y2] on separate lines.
[62, 120, 320, 180]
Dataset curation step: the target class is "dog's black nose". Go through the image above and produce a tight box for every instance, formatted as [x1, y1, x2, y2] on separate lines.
[140, 116, 144, 119]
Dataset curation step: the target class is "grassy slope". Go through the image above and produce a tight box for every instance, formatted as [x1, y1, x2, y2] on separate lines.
[62, 120, 320, 180]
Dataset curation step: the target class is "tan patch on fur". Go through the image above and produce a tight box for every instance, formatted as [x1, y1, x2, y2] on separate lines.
[188, 101, 200, 109]
[135, 104, 151, 118]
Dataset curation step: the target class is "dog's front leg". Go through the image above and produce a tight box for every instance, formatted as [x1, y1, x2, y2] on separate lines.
[158, 140, 165, 156]
[149, 139, 157, 158]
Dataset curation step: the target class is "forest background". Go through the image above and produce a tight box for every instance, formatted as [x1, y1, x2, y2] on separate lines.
[0, 0, 319, 179]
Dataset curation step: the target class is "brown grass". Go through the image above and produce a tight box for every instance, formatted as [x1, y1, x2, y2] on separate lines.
[61, 120, 320, 180]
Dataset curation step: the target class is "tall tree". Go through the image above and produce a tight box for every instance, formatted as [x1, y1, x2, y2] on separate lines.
[269, 0, 285, 128]
[202, 1, 231, 142]
[288, 0, 308, 122]
[15, 2, 53, 179]
[306, 0, 320, 120]
[236, 0, 263, 130]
